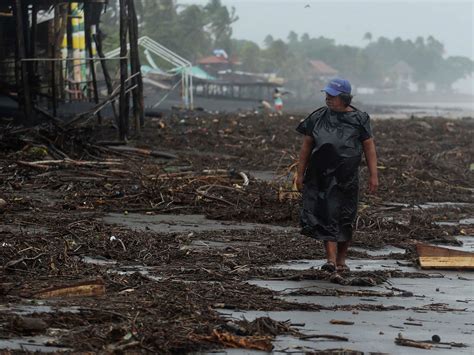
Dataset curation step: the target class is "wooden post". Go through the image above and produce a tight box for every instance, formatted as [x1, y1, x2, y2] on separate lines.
[127, 0, 144, 132]
[84, 3, 101, 124]
[54, 4, 68, 101]
[51, 45, 57, 117]
[30, 4, 37, 76]
[94, 30, 118, 125]
[14, 0, 34, 124]
[119, 0, 129, 140]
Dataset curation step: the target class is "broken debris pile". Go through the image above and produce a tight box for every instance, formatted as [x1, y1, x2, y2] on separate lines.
[1, 111, 473, 353]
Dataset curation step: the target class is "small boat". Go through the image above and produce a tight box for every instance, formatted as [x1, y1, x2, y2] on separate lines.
[416, 243, 474, 270]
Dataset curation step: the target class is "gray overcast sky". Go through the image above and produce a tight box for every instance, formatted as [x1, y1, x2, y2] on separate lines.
[181, 0, 474, 60]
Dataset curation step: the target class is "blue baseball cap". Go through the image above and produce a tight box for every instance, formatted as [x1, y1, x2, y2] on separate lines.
[322, 78, 352, 96]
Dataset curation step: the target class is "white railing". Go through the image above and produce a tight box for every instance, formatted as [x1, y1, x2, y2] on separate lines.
[104, 36, 193, 109]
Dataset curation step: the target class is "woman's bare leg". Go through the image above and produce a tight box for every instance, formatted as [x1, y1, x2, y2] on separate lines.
[324, 241, 337, 264]
[336, 241, 350, 266]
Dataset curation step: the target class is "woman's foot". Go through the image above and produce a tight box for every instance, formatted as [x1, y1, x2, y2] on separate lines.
[336, 264, 350, 273]
[321, 261, 336, 272]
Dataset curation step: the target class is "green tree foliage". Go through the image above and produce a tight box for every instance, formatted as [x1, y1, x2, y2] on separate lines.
[100, 2, 473, 92]
[232, 39, 261, 72]
[204, 0, 238, 53]
[101, 0, 235, 60]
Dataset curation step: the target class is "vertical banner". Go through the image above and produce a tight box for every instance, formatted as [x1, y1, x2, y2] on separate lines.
[71, 3, 86, 98]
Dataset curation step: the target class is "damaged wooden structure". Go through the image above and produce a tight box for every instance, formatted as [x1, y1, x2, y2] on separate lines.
[0, 0, 143, 139]
[417, 243, 474, 270]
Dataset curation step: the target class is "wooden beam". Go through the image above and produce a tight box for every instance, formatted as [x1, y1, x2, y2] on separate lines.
[14, 0, 34, 124]
[93, 29, 118, 125]
[118, 0, 129, 140]
[84, 2, 101, 123]
[419, 257, 474, 270]
[127, 0, 144, 132]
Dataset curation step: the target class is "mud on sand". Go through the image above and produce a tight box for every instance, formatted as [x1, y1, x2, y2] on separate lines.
[0, 112, 473, 353]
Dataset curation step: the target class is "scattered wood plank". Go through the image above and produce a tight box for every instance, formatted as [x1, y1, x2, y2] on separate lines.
[17, 159, 123, 170]
[330, 319, 354, 325]
[299, 334, 349, 341]
[395, 337, 432, 349]
[419, 256, 474, 269]
[189, 330, 273, 352]
[416, 243, 474, 270]
[34, 279, 105, 299]
[106, 145, 178, 159]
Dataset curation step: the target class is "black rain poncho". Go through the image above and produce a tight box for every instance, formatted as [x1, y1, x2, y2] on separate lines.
[296, 106, 373, 242]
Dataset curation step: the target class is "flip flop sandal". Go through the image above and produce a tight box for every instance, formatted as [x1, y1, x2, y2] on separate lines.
[321, 261, 336, 272]
[336, 264, 351, 273]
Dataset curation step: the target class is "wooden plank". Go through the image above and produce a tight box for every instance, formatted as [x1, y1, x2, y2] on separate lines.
[416, 243, 474, 257]
[419, 256, 474, 270]
[35, 279, 105, 299]
[106, 145, 178, 159]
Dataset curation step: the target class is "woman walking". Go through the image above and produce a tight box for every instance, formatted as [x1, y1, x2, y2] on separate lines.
[296, 78, 379, 273]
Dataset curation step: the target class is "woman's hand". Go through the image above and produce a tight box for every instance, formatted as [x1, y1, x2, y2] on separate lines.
[362, 138, 379, 195]
[296, 136, 314, 192]
[368, 174, 379, 194]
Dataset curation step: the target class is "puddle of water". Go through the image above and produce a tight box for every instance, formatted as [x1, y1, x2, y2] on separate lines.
[107, 265, 162, 281]
[181, 239, 260, 250]
[247, 170, 278, 182]
[436, 218, 474, 226]
[281, 294, 432, 308]
[271, 259, 418, 273]
[249, 271, 474, 311]
[81, 255, 164, 281]
[81, 256, 117, 266]
[416, 202, 472, 210]
[103, 213, 296, 234]
[0, 225, 50, 235]
[216, 309, 473, 354]
[0, 336, 70, 352]
[81, 255, 163, 281]
[352, 245, 406, 256]
[0, 304, 81, 315]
